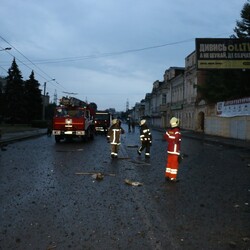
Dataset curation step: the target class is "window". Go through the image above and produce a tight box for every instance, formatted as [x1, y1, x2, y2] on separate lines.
[162, 94, 166, 105]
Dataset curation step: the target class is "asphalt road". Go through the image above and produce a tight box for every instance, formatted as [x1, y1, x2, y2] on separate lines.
[0, 128, 250, 250]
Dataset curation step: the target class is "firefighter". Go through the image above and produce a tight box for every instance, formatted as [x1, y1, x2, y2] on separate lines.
[107, 119, 125, 158]
[164, 117, 182, 182]
[137, 119, 152, 158]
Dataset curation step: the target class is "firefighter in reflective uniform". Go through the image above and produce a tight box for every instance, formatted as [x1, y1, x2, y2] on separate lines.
[164, 117, 181, 182]
[107, 119, 125, 158]
[137, 119, 152, 158]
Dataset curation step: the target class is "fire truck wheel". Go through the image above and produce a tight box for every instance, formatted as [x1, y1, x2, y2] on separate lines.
[81, 135, 87, 142]
[55, 135, 61, 143]
[90, 128, 95, 140]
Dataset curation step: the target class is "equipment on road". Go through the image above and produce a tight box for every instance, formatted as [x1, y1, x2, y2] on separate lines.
[52, 96, 96, 143]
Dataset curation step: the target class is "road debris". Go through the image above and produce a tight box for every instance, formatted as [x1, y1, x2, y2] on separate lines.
[47, 243, 57, 250]
[228, 241, 237, 247]
[92, 172, 104, 180]
[124, 179, 143, 186]
[75, 172, 116, 177]
[242, 237, 250, 242]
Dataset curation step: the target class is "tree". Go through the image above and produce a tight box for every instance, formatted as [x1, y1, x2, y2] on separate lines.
[233, 0, 250, 38]
[24, 71, 43, 122]
[4, 58, 25, 123]
[0, 77, 5, 122]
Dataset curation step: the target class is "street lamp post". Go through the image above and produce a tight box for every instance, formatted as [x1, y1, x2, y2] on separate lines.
[42, 79, 55, 121]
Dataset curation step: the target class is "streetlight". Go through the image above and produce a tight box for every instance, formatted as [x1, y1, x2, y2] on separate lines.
[0, 47, 11, 51]
[42, 79, 55, 121]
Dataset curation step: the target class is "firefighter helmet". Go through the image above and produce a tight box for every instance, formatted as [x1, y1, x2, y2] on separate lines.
[140, 119, 146, 126]
[170, 117, 179, 128]
[112, 119, 118, 125]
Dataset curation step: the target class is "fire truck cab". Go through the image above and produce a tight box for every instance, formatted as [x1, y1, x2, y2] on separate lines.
[52, 97, 95, 143]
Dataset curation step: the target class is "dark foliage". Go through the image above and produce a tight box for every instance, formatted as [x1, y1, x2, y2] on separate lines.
[3, 59, 44, 124]
[24, 71, 43, 122]
[233, 0, 250, 38]
[4, 58, 25, 123]
[197, 69, 250, 103]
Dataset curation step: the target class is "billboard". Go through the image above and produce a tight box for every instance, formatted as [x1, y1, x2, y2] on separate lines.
[196, 38, 250, 69]
[216, 97, 250, 117]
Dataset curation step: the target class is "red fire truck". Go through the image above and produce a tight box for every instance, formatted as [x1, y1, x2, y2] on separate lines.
[52, 96, 95, 143]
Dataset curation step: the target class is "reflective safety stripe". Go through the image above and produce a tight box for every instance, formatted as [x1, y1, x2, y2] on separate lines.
[170, 169, 178, 174]
[111, 142, 120, 145]
[166, 132, 175, 139]
[166, 168, 171, 173]
[167, 151, 180, 155]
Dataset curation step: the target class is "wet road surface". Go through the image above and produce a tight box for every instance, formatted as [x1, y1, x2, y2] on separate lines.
[0, 127, 249, 249]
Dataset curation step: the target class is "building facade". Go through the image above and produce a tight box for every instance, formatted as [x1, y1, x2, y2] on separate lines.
[130, 51, 250, 140]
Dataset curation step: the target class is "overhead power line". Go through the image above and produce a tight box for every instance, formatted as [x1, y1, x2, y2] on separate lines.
[13, 38, 196, 65]
[0, 35, 69, 93]
[0, 35, 55, 82]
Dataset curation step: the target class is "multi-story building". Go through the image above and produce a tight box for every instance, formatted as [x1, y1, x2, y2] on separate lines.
[130, 46, 250, 140]
[148, 67, 185, 129]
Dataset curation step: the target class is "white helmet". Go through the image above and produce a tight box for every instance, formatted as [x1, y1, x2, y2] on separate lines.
[112, 119, 118, 125]
[140, 119, 146, 126]
[170, 117, 179, 128]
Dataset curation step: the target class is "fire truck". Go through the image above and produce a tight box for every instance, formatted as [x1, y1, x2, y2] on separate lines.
[52, 96, 95, 143]
[94, 110, 112, 135]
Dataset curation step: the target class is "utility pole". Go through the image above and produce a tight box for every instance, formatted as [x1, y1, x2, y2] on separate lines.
[53, 89, 57, 105]
[126, 99, 129, 111]
[42, 79, 55, 121]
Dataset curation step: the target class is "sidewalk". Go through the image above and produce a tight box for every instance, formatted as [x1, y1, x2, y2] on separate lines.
[182, 130, 250, 150]
[0, 129, 47, 145]
[154, 128, 250, 150]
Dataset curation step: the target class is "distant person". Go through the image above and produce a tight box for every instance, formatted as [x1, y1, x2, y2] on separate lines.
[164, 117, 182, 182]
[107, 119, 125, 158]
[131, 120, 136, 133]
[127, 118, 131, 132]
[137, 119, 152, 158]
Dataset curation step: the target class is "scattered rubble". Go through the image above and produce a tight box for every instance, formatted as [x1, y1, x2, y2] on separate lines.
[92, 173, 104, 180]
[75, 172, 116, 180]
[124, 179, 143, 186]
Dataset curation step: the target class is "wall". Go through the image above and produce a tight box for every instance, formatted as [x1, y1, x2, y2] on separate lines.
[205, 115, 250, 140]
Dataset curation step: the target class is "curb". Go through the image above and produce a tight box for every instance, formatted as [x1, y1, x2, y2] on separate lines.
[0, 130, 47, 145]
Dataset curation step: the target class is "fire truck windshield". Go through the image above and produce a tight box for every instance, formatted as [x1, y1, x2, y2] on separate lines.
[95, 113, 110, 120]
[55, 108, 84, 118]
